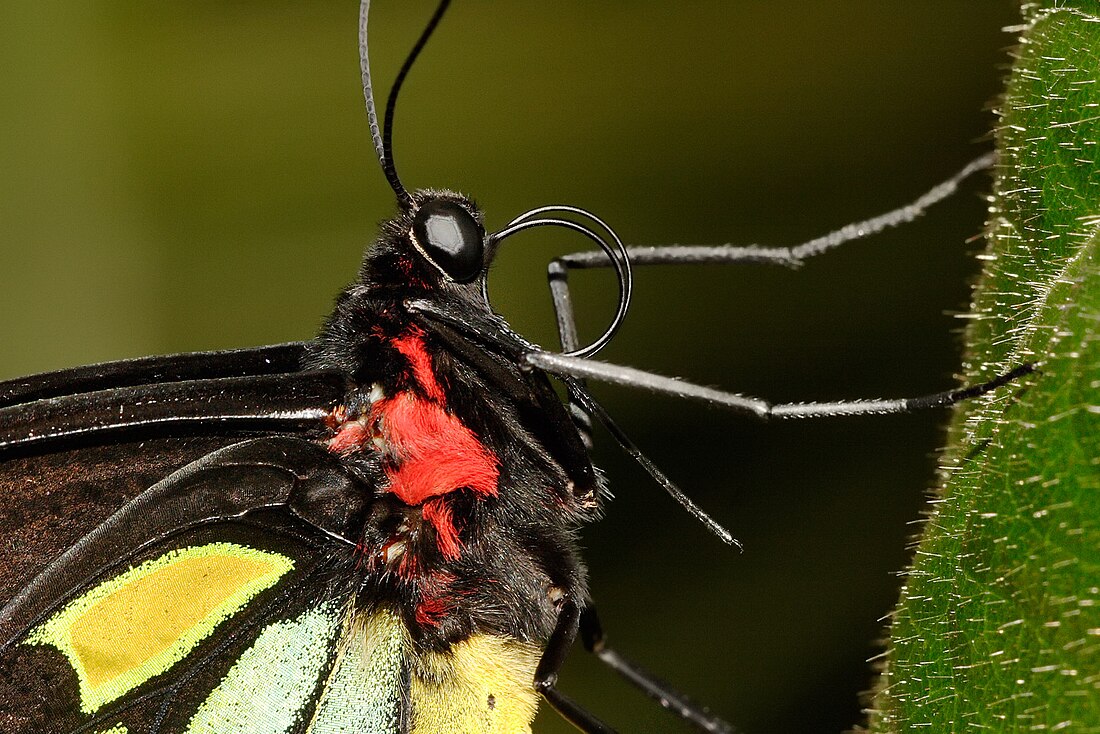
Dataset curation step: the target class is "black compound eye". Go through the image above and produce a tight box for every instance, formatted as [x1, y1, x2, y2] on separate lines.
[410, 200, 485, 283]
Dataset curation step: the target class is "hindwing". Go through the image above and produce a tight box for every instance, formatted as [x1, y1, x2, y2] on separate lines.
[0, 436, 391, 734]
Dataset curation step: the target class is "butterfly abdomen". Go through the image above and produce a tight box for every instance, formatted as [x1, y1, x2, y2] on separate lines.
[308, 608, 542, 734]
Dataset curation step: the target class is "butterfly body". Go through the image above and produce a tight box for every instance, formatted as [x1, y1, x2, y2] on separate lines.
[0, 188, 600, 733]
[311, 189, 600, 650]
[0, 3, 1031, 733]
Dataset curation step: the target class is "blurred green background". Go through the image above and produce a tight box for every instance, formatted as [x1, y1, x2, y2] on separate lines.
[0, 2, 1020, 732]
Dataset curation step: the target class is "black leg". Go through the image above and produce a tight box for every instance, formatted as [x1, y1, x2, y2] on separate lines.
[543, 154, 995, 446]
[407, 297, 1034, 546]
[548, 259, 583, 354]
[580, 607, 736, 734]
[528, 352, 1037, 422]
[547, 259, 596, 448]
[570, 386, 738, 547]
[548, 153, 994, 273]
[535, 599, 618, 734]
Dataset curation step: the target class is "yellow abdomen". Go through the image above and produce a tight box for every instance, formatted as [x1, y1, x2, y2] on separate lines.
[411, 628, 543, 734]
[312, 609, 543, 734]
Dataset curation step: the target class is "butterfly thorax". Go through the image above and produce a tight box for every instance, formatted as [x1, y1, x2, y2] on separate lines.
[309, 238, 601, 653]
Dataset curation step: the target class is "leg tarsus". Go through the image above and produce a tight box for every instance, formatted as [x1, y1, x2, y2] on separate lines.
[579, 605, 737, 734]
[535, 599, 618, 734]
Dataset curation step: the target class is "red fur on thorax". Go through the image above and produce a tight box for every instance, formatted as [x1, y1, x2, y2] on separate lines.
[374, 328, 500, 558]
[326, 326, 499, 571]
[373, 394, 498, 505]
[327, 420, 369, 454]
[422, 497, 462, 561]
[415, 570, 458, 627]
[391, 326, 446, 402]
[415, 594, 449, 627]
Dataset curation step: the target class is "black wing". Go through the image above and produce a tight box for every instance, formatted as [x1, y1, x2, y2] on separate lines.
[0, 344, 308, 408]
[0, 436, 375, 734]
[0, 347, 346, 606]
[0, 349, 381, 732]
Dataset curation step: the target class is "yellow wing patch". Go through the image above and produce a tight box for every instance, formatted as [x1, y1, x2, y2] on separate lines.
[25, 542, 294, 713]
[411, 633, 542, 734]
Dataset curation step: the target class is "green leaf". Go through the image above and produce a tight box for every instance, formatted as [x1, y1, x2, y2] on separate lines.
[868, 5, 1100, 732]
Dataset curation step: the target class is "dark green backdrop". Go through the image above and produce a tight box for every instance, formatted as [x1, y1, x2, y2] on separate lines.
[0, 2, 1020, 732]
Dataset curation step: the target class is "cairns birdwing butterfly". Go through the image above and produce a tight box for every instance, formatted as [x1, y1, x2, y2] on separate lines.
[0, 2, 1030, 733]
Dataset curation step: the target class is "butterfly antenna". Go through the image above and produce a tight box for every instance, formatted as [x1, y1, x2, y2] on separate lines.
[359, 0, 452, 209]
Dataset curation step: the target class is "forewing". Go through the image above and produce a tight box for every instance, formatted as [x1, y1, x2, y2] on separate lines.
[0, 436, 254, 606]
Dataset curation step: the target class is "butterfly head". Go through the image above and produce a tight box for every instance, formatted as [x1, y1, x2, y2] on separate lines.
[358, 190, 493, 301]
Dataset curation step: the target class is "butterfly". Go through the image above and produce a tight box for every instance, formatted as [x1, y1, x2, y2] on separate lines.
[0, 2, 1030, 733]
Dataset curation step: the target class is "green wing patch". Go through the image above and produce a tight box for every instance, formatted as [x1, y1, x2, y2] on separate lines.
[186, 601, 342, 734]
[306, 609, 407, 734]
[24, 542, 294, 714]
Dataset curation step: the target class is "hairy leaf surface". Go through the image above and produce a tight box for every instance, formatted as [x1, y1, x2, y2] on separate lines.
[869, 4, 1100, 731]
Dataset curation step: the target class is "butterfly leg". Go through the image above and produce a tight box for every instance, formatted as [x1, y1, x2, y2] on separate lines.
[545, 154, 994, 447]
[530, 352, 1036, 421]
[535, 599, 617, 734]
[546, 153, 994, 276]
[579, 605, 736, 733]
[547, 259, 597, 449]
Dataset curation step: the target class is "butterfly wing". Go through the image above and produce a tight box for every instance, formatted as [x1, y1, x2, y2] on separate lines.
[0, 436, 262, 608]
[0, 436, 384, 734]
